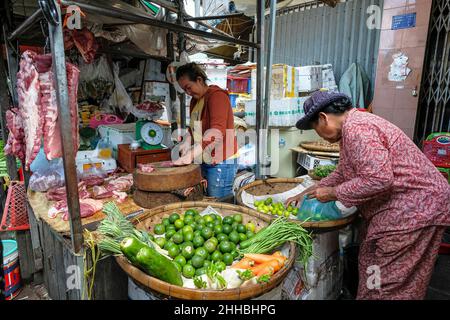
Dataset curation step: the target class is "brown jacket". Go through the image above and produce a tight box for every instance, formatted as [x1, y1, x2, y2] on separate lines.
[189, 85, 237, 163]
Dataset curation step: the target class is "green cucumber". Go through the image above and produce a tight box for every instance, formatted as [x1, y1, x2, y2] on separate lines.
[136, 246, 183, 286]
[120, 237, 148, 265]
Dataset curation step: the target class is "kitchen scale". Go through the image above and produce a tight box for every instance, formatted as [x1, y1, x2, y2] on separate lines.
[136, 120, 166, 150]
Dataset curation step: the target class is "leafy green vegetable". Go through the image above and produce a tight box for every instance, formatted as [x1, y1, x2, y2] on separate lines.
[257, 274, 271, 284]
[206, 262, 227, 289]
[193, 276, 207, 289]
[313, 165, 336, 178]
[237, 270, 254, 281]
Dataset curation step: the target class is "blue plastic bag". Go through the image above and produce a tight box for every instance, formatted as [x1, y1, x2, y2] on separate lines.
[297, 195, 342, 221]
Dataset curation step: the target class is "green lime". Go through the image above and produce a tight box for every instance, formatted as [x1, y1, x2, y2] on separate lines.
[165, 229, 176, 240]
[222, 253, 234, 266]
[209, 237, 219, 247]
[195, 247, 208, 259]
[162, 218, 171, 227]
[237, 224, 246, 234]
[239, 233, 247, 242]
[181, 245, 195, 259]
[197, 217, 206, 226]
[204, 215, 214, 224]
[246, 222, 256, 233]
[214, 224, 223, 235]
[182, 264, 195, 279]
[166, 225, 176, 232]
[163, 240, 175, 251]
[203, 260, 211, 268]
[216, 261, 226, 272]
[229, 242, 237, 252]
[194, 230, 202, 237]
[246, 230, 255, 239]
[184, 231, 194, 242]
[233, 214, 243, 223]
[169, 213, 180, 224]
[204, 239, 217, 253]
[211, 250, 222, 262]
[195, 267, 207, 276]
[182, 225, 194, 235]
[174, 262, 182, 272]
[223, 216, 234, 225]
[180, 241, 193, 250]
[231, 222, 239, 231]
[216, 233, 228, 242]
[191, 255, 205, 268]
[213, 219, 222, 227]
[168, 245, 180, 258]
[174, 219, 185, 230]
[174, 255, 186, 267]
[154, 224, 165, 235]
[201, 227, 213, 240]
[264, 197, 273, 205]
[184, 209, 197, 217]
[184, 216, 194, 225]
[219, 241, 232, 254]
[228, 231, 240, 244]
[193, 235, 205, 248]
[155, 237, 166, 248]
[172, 233, 184, 244]
[284, 211, 291, 218]
[222, 224, 233, 235]
[206, 222, 215, 229]
[195, 224, 204, 232]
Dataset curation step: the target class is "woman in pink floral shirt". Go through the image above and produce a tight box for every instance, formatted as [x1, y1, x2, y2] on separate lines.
[288, 91, 450, 300]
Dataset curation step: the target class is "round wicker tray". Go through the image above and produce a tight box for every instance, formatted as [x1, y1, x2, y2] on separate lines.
[236, 178, 357, 231]
[300, 140, 340, 153]
[116, 201, 296, 300]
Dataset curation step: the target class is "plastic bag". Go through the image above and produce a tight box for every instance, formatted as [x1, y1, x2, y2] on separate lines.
[298, 196, 342, 221]
[29, 159, 65, 192]
[107, 63, 134, 115]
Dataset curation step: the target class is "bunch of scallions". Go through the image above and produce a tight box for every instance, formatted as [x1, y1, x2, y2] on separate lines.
[238, 217, 314, 268]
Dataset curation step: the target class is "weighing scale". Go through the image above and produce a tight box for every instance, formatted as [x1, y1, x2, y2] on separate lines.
[136, 120, 165, 150]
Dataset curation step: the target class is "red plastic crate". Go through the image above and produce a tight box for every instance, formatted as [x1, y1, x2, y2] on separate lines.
[1, 181, 29, 231]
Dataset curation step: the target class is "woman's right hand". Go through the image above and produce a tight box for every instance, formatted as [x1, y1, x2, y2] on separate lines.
[285, 184, 318, 207]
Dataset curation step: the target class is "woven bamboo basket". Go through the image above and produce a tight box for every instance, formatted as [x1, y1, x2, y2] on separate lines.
[236, 178, 356, 230]
[115, 201, 296, 300]
[300, 140, 340, 153]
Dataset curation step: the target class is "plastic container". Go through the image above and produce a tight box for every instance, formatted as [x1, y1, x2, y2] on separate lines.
[229, 93, 238, 108]
[2, 240, 22, 300]
[98, 123, 136, 158]
[297, 153, 338, 170]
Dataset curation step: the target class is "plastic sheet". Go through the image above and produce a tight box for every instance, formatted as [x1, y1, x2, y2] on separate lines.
[29, 159, 65, 192]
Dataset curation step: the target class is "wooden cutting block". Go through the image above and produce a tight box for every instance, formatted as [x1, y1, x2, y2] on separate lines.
[133, 163, 202, 192]
[133, 189, 204, 209]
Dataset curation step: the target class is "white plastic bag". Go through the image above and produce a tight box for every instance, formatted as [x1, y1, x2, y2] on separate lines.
[29, 159, 65, 192]
[107, 63, 134, 114]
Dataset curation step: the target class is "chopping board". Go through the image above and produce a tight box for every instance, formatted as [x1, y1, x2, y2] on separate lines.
[133, 163, 203, 192]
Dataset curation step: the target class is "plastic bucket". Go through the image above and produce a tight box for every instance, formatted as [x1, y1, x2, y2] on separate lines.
[2, 240, 22, 300]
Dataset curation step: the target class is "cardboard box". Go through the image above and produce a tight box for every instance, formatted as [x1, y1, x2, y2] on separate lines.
[297, 66, 322, 92]
[250, 65, 297, 100]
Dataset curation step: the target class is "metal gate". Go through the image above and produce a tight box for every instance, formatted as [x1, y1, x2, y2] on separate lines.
[414, 0, 450, 144]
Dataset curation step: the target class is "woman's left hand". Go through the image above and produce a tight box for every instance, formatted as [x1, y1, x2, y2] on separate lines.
[306, 187, 337, 202]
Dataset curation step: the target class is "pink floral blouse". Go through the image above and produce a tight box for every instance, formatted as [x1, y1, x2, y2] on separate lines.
[319, 109, 450, 240]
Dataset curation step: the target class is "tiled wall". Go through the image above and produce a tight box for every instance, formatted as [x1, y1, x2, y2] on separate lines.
[372, 0, 432, 139]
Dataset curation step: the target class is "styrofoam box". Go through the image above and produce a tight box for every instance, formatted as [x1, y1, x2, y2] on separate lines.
[297, 66, 322, 92]
[98, 123, 136, 158]
[206, 67, 227, 90]
[297, 152, 338, 170]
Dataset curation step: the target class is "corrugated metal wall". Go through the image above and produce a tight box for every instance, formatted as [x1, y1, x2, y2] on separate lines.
[268, 0, 383, 90]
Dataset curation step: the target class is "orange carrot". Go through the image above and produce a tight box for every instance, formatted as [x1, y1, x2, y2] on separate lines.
[255, 266, 275, 277]
[250, 259, 282, 274]
[272, 252, 287, 262]
[244, 253, 286, 265]
[231, 257, 255, 269]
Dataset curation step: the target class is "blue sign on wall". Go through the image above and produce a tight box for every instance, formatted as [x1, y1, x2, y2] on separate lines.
[392, 13, 416, 30]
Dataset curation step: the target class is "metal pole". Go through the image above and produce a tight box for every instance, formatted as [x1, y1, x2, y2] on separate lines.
[261, 0, 276, 177]
[177, 0, 187, 130]
[2, 25, 19, 106]
[60, 0, 258, 48]
[7, 9, 43, 41]
[185, 13, 245, 21]
[255, 0, 265, 179]
[47, 1, 83, 253]
[0, 55, 18, 181]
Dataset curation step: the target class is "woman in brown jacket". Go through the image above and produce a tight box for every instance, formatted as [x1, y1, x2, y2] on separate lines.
[173, 63, 238, 198]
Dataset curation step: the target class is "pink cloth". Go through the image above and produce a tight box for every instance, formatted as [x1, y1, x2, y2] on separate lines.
[319, 109, 450, 240]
